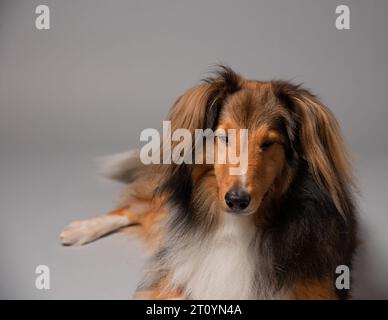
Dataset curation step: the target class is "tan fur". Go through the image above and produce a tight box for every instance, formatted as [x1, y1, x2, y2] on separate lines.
[134, 275, 185, 300]
[108, 201, 166, 250]
[276, 87, 355, 216]
[214, 120, 287, 215]
[62, 69, 353, 300]
[291, 279, 337, 300]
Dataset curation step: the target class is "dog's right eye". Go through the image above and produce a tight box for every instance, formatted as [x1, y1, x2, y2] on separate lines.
[260, 141, 275, 150]
[218, 135, 229, 144]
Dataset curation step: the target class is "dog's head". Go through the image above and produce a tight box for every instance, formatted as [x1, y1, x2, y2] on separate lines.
[161, 66, 353, 222]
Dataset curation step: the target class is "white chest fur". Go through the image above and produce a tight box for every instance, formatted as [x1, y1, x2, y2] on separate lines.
[169, 214, 258, 299]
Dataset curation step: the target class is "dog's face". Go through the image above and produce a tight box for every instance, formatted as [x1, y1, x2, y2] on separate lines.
[214, 87, 290, 215]
[163, 67, 352, 222]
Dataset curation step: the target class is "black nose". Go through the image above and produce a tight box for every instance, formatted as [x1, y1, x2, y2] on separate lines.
[225, 189, 251, 211]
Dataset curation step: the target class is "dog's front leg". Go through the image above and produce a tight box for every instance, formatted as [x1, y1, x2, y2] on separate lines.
[60, 207, 136, 246]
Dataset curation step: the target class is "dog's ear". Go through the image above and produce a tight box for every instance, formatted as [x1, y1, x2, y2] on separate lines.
[159, 66, 241, 212]
[273, 82, 355, 216]
[162, 66, 241, 168]
[163, 66, 242, 167]
[167, 65, 241, 133]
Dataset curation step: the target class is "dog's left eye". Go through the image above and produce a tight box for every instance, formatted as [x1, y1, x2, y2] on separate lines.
[218, 135, 229, 144]
[260, 141, 275, 150]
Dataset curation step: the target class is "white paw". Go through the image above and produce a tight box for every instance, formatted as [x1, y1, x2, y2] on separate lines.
[60, 215, 129, 246]
[60, 219, 99, 246]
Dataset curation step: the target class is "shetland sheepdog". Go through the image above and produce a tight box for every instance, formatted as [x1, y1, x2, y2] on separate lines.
[60, 66, 358, 300]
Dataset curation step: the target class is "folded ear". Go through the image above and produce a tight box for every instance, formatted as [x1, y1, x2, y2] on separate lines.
[167, 65, 242, 134]
[273, 82, 355, 216]
[159, 66, 242, 211]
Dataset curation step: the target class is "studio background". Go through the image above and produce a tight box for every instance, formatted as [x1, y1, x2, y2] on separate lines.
[0, 0, 387, 299]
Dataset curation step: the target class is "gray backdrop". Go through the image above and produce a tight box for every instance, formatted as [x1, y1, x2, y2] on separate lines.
[1, 0, 387, 299]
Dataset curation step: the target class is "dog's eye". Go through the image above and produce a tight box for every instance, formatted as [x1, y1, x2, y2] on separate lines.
[260, 141, 275, 150]
[218, 135, 229, 144]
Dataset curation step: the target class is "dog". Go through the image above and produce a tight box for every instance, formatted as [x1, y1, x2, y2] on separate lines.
[60, 66, 358, 299]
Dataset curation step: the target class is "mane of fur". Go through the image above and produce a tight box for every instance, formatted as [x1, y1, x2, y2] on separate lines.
[152, 66, 358, 299]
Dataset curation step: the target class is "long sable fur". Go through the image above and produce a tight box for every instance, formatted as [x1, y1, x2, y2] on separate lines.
[117, 66, 358, 299]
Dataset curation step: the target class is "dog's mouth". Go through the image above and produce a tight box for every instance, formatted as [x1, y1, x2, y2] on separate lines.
[224, 199, 260, 216]
[225, 208, 255, 216]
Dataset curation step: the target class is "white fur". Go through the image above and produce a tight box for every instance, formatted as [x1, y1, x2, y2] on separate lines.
[240, 174, 248, 189]
[96, 149, 140, 182]
[169, 214, 258, 299]
[60, 215, 129, 246]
